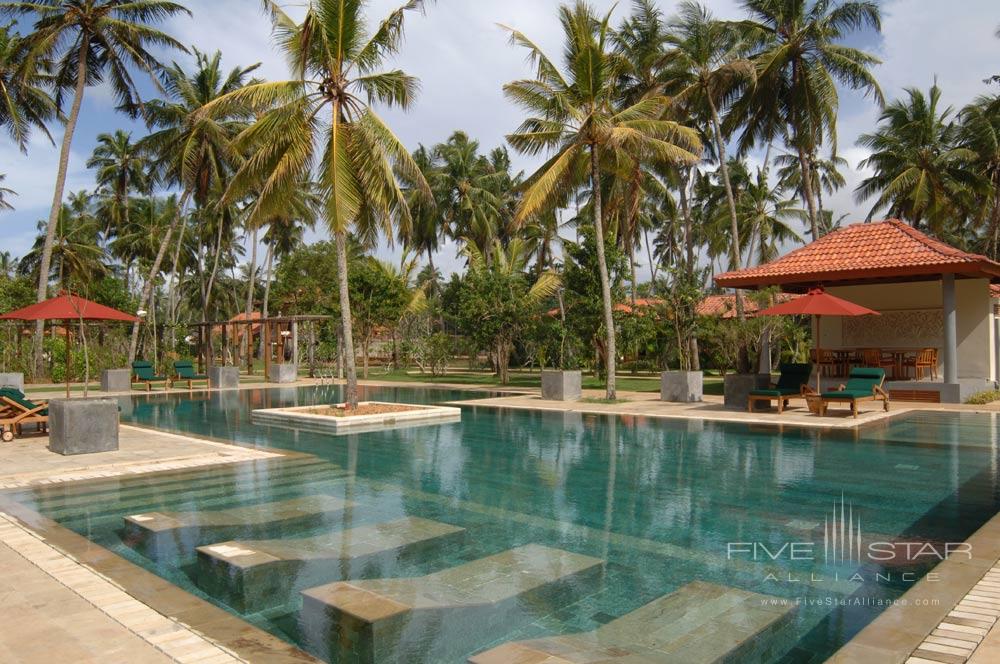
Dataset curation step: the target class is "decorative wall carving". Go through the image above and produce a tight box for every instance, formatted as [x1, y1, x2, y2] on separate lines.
[842, 309, 943, 347]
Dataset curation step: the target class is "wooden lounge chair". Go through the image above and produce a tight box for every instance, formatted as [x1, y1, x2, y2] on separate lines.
[747, 363, 814, 414]
[0, 388, 48, 442]
[173, 360, 210, 390]
[131, 360, 170, 391]
[818, 367, 890, 418]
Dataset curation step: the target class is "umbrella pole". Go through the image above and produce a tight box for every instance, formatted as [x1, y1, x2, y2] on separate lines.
[65, 318, 71, 399]
[815, 314, 822, 394]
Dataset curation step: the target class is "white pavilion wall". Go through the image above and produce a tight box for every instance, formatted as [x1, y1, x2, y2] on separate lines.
[815, 279, 994, 381]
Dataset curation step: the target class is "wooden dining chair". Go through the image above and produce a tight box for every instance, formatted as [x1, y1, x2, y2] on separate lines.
[860, 348, 896, 377]
[903, 348, 937, 381]
[816, 349, 839, 377]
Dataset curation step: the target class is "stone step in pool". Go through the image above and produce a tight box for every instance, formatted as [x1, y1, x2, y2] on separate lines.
[197, 516, 467, 613]
[124, 495, 354, 561]
[299, 543, 604, 664]
[468, 580, 796, 664]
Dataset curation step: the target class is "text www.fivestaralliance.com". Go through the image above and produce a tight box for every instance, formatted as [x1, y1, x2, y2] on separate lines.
[760, 597, 941, 608]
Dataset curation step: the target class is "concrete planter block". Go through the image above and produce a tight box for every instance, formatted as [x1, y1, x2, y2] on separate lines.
[101, 368, 132, 392]
[724, 373, 771, 409]
[208, 366, 240, 390]
[661, 371, 703, 403]
[0, 372, 24, 392]
[268, 363, 298, 384]
[541, 370, 582, 401]
[48, 398, 119, 456]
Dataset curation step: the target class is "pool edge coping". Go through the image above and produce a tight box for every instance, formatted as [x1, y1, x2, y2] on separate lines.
[827, 508, 1000, 663]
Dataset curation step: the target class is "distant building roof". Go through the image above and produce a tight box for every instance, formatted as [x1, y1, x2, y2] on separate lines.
[715, 220, 1000, 291]
[697, 294, 799, 318]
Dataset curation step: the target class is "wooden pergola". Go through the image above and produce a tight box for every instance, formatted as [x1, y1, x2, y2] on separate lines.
[186, 315, 332, 376]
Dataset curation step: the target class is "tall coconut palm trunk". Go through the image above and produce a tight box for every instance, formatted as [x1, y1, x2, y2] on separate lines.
[129, 193, 188, 363]
[708, 96, 746, 322]
[34, 43, 89, 375]
[335, 229, 360, 408]
[244, 226, 258, 360]
[797, 144, 820, 239]
[590, 145, 617, 401]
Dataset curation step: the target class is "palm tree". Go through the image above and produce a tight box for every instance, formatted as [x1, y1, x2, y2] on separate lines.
[434, 131, 505, 261]
[135, 49, 260, 363]
[733, 167, 803, 265]
[0, 173, 14, 211]
[87, 130, 148, 237]
[960, 94, 1000, 258]
[731, 0, 883, 239]
[775, 148, 847, 227]
[208, 0, 433, 409]
[855, 83, 984, 233]
[256, 179, 320, 325]
[1, 0, 189, 373]
[0, 21, 55, 151]
[0, 250, 16, 276]
[661, 0, 755, 317]
[504, 1, 701, 400]
[21, 190, 107, 289]
[399, 144, 444, 285]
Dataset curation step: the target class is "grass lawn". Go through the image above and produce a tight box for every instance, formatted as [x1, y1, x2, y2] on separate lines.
[363, 368, 725, 395]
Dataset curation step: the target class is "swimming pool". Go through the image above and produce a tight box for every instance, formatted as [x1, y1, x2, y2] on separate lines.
[7, 385, 1000, 662]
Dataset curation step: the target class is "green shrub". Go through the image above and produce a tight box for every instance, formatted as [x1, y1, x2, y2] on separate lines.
[965, 390, 1000, 405]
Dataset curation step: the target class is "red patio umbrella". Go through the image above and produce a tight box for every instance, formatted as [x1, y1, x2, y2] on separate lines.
[757, 287, 880, 392]
[0, 293, 140, 397]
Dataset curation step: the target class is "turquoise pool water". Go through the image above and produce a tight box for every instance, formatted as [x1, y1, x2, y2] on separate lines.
[7, 385, 1000, 662]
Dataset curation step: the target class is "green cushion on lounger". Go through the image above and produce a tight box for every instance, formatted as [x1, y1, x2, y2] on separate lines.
[749, 388, 800, 398]
[773, 363, 812, 392]
[131, 361, 167, 382]
[174, 360, 207, 381]
[820, 389, 876, 399]
[0, 388, 47, 415]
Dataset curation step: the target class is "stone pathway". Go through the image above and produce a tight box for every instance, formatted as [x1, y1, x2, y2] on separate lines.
[909, 561, 1000, 663]
[0, 512, 242, 663]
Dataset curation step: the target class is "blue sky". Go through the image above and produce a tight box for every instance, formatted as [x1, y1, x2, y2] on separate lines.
[1, 0, 998, 277]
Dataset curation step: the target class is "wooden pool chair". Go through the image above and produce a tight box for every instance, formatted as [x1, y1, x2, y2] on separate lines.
[747, 363, 814, 414]
[0, 387, 48, 442]
[131, 360, 170, 391]
[173, 360, 210, 390]
[818, 367, 890, 418]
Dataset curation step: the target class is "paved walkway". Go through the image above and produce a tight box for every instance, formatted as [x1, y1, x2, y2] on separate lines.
[0, 538, 174, 664]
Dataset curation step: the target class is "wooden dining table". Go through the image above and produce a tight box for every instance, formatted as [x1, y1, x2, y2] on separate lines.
[830, 347, 924, 381]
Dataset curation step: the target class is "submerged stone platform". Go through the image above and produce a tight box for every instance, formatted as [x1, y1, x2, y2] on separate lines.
[469, 581, 795, 664]
[197, 517, 466, 613]
[124, 495, 353, 561]
[251, 401, 462, 435]
[299, 543, 603, 663]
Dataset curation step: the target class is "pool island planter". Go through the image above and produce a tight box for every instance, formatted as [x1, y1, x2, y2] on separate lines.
[251, 401, 461, 435]
[540, 370, 582, 401]
[660, 370, 703, 403]
[100, 368, 131, 392]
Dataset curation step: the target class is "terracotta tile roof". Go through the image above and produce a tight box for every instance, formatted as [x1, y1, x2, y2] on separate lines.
[715, 220, 1000, 290]
[697, 294, 799, 318]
